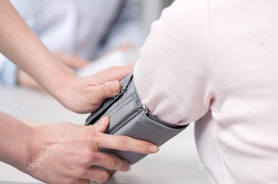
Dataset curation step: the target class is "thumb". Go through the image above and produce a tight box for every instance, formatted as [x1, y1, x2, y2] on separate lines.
[88, 116, 110, 133]
[94, 80, 121, 103]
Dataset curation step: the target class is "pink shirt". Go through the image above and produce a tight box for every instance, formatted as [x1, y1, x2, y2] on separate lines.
[134, 0, 278, 183]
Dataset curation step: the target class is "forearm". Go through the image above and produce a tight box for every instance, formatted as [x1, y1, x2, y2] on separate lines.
[0, 0, 135, 114]
[0, 0, 73, 100]
[0, 111, 33, 172]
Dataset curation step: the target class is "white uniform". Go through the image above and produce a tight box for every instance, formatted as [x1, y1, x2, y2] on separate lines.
[134, 0, 278, 183]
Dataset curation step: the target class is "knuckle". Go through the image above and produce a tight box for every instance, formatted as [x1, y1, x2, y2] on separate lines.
[88, 124, 97, 132]
[110, 155, 128, 171]
[110, 154, 118, 169]
[86, 127, 99, 143]
[138, 142, 148, 152]
[117, 158, 129, 171]
[86, 135, 102, 154]
[81, 147, 95, 163]
[103, 84, 111, 96]
[93, 132, 101, 150]
[75, 168, 87, 178]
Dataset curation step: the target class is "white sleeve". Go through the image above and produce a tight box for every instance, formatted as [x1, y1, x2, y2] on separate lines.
[134, 0, 213, 125]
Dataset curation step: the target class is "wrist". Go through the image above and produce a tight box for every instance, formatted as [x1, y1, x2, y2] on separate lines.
[0, 113, 34, 173]
[34, 55, 77, 102]
[51, 71, 77, 108]
[24, 125, 45, 176]
[21, 126, 36, 174]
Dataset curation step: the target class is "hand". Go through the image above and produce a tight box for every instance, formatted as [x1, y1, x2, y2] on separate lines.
[56, 64, 134, 114]
[17, 53, 90, 90]
[26, 117, 159, 184]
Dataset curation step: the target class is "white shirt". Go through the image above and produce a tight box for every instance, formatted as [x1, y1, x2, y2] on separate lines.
[134, 0, 278, 183]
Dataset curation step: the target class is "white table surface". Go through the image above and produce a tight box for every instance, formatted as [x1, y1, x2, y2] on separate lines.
[0, 87, 209, 184]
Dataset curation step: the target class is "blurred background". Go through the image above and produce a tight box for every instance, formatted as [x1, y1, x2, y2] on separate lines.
[141, 0, 174, 34]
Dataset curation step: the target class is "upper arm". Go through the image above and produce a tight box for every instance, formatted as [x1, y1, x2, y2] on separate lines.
[134, 0, 213, 125]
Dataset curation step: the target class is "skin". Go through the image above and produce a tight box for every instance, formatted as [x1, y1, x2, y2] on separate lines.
[0, 0, 128, 114]
[0, 1, 159, 183]
[17, 48, 135, 91]
[18, 53, 90, 91]
[0, 114, 158, 184]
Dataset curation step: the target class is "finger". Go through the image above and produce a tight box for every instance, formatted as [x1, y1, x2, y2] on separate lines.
[85, 65, 134, 106]
[87, 116, 109, 133]
[86, 80, 120, 106]
[108, 170, 117, 177]
[97, 134, 159, 154]
[92, 64, 135, 83]
[83, 167, 109, 184]
[76, 179, 90, 184]
[103, 80, 121, 97]
[91, 152, 130, 172]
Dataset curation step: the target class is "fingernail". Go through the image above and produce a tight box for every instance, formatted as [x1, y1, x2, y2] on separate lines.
[98, 116, 108, 125]
[127, 165, 132, 171]
[110, 81, 120, 93]
[149, 145, 159, 153]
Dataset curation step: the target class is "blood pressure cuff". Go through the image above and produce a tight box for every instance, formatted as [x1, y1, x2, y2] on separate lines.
[85, 74, 188, 165]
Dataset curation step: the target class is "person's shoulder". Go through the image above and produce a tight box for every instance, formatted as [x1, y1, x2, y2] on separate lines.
[160, 0, 208, 26]
[152, 0, 208, 44]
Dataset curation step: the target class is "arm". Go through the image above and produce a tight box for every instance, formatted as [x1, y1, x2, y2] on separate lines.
[0, 112, 158, 184]
[0, 0, 130, 113]
[0, 0, 71, 94]
[0, 1, 89, 89]
[17, 53, 90, 91]
[0, 1, 159, 183]
[134, 0, 213, 125]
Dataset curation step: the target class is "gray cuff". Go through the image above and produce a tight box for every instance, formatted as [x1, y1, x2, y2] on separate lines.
[86, 74, 188, 165]
[0, 61, 18, 86]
